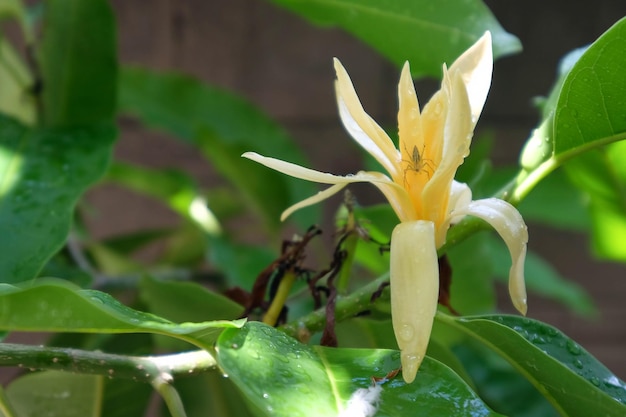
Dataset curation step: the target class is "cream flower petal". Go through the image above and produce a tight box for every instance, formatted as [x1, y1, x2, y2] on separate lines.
[243, 152, 353, 185]
[281, 183, 347, 221]
[448, 31, 493, 125]
[390, 220, 439, 383]
[243, 152, 416, 221]
[397, 61, 423, 158]
[422, 69, 472, 241]
[451, 198, 528, 315]
[334, 58, 401, 180]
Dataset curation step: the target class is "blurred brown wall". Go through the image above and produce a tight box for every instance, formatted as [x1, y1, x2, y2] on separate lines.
[98, 0, 626, 378]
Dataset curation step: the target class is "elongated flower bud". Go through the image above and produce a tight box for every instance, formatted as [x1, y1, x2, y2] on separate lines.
[390, 220, 439, 383]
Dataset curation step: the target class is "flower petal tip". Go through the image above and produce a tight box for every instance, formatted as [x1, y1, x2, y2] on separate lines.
[401, 353, 423, 384]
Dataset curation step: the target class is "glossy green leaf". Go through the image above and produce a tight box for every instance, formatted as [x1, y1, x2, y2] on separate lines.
[217, 321, 503, 417]
[5, 371, 102, 417]
[486, 236, 596, 316]
[118, 67, 318, 231]
[553, 17, 626, 156]
[0, 279, 244, 347]
[455, 343, 559, 417]
[0, 115, 116, 282]
[515, 19, 626, 209]
[438, 314, 626, 416]
[39, 0, 117, 127]
[268, 0, 520, 78]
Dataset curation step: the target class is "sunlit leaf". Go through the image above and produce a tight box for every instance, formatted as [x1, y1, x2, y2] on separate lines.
[438, 314, 626, 416]
[39, 0, 116, 127]
[268, 0, 520, 78]
[118, 68, 319, 231]
[0, 115, 116, 282]
[0, 39, 34, 124]
[217, 321, 504, 417]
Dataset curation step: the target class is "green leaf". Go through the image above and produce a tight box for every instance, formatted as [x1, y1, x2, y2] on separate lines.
[563, 143, 626, 260]
[486, 236, 597, 316]
[0, 115, 116, 282]
[39, 0, 117, 127]
[0, 279, 244, 347]
[448, 233, 495, 315]
[454, 343, 559, 417]
[268, 0, 520, 78]
[514, 19, 626, 206]
[438, 314, 626, 417]
[217, 321, 503, 417]
[140, 275, 243, 323]
[5, 371, 102, 417]
[101, 378, 153, 417]
[118, 67, 319, 231]
[0, 38, 35, 124]
[553, 17, 626, 157]
[169, 374, 257, 417]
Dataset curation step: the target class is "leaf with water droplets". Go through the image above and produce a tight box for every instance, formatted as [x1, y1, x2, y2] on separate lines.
[0, 279, 244, 347]
[0, 115, 116, 283]
[439, 314, 626, 416]
[216, 321, 504, 417]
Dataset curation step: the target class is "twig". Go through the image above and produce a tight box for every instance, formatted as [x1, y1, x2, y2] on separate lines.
[0, 343, 216, 383]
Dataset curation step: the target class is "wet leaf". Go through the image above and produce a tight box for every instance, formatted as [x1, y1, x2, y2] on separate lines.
[217, 321, 503, 417]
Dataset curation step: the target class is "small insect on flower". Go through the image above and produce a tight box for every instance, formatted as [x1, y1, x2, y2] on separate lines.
[402, 144, 434, 182]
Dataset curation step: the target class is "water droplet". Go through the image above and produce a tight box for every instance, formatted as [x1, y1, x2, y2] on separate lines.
[573, 359, 583, 369]
[409, 108, 419, 120]
[262, 393, 270, 399]
[397, 323, 415, 342]
[590, 377, 600, 387]
[566, 340, 582, 356]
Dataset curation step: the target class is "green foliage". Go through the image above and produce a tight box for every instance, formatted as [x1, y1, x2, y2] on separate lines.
[0, 279, 243, 347]
[118, 67, 319, 232]
[438, 314, 626, 417]
[267, 0, 521, 77]
[4, 372, 102, 417]
[0, 1, 625, 416]
[0, 116, 116, 282]
[217, 322, 504, 417]
[39, 0, 117, 127]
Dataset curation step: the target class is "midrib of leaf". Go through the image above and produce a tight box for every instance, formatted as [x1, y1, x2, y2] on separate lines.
[316, 348, 344, 414]
[292, 0, 473, 41]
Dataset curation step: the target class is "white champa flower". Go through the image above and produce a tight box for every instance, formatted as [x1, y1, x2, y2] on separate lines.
[243, 31, 528, 383]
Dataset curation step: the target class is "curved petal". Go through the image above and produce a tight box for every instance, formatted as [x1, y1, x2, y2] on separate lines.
[390, 220, 439, 383]
[397, 61, 423, 168]
[242, 152, 354, 185]
[421, 70, 472, 232]
[334, 59, 401, 179]
[452, 198, 528, 315]
[281, 183, 347, 221]
[448, 31, 493, 126]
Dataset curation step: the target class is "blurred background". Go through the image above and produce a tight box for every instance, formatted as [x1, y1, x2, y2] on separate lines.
[87, 0, 626, 377]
